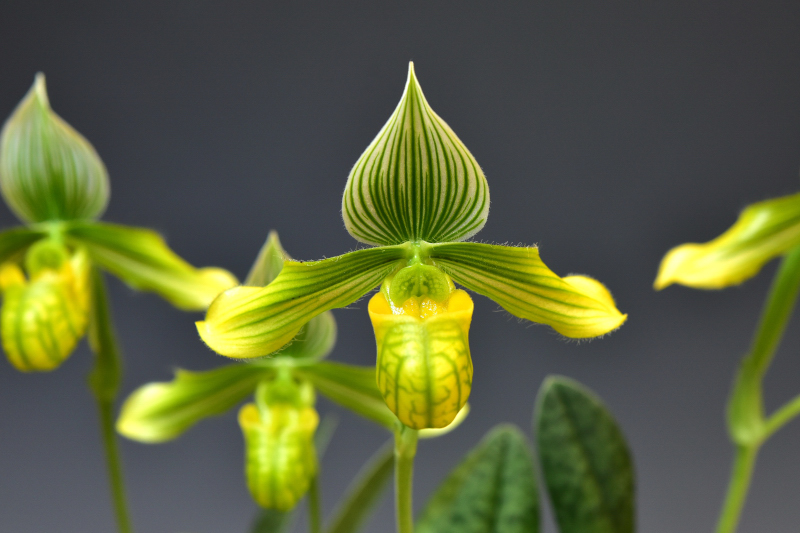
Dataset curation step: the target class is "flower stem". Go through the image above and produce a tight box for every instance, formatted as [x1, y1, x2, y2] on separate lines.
[308, 474, 322, 533]
[715, 445, 759, 533]
[87, 268, 133, 533]
[394, 426, 418, 533]
[717, 245, 800, 533]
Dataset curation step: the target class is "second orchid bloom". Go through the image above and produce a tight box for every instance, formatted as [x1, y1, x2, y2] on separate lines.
[197, 63, 627, 429]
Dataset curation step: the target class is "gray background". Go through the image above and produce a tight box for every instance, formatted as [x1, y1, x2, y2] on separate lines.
[2, 1, 800, 532]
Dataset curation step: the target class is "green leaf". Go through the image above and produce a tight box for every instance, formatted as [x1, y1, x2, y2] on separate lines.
[416, 425, 539, 533]
[342, 62, 490, 246]
[294, 362, 397, 430]
[429, 242, 626, 339]
[535, 376, 635, 533]
[64, 220, 237, 311]
[655, 192, 800, 290]
[245, 230, 337, 361]
[198, 245, 408, 358]
[245, 230, 289, 287]
[117, 364, 272, 443]
[0, 226, 46, 265]
[326, 441, 394, 533]
[0, 74, 109, 223]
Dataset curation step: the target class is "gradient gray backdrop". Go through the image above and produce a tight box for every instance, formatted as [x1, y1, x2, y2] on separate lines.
[2, 2, 800, 532]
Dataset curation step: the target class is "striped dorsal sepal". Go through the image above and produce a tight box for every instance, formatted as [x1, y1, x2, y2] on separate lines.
[343, 63, 490, 246]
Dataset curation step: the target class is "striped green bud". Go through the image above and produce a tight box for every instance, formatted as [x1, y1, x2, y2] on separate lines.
[238, 378, 318, 511]
[1, 241, 90, 371]
[370, 268, 474, 430]
[0, 74, 109, 223]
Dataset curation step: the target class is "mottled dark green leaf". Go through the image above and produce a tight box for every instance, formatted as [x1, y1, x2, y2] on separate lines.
[416, 425, 539, 533]
[535, 376, 635, 533]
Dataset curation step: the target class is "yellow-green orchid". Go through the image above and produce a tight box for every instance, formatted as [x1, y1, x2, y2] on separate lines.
[656, 192, 800, 290]
[118, 230, 469, 513]
[239, 373, 319, 511]
[197, 63, 626, 429]
[0, 74, 237, 372]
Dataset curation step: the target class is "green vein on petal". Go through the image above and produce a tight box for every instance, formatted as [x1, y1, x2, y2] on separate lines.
[342, 62, 489, 246]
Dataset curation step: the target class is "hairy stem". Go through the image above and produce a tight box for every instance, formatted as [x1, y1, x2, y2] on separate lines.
[88, 268, 133, 533]
[394, 427, 418, 533]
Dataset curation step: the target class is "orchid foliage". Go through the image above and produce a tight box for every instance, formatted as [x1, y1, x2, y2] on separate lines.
[197, 63, 627, 431]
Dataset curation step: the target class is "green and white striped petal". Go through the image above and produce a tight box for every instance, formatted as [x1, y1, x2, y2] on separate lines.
[198, 245, 409, 358]
[342, 63, 489, 246]
[0, 74, 109, 223]
[429, 242, 626, 339]
[64, 221, 237, 311]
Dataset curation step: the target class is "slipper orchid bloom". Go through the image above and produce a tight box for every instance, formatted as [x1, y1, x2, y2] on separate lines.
[198, 63, 626, 429]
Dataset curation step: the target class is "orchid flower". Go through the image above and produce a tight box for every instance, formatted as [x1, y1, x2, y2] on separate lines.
[197, 63, 626, 430]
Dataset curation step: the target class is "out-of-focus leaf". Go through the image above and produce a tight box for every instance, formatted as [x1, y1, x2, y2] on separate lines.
[64, 220, 237, 311]
[117, 364, 271, 443]
[326, 441, 394, 533]
[535, 376, 635, 533]
[416, 425, 539, 533]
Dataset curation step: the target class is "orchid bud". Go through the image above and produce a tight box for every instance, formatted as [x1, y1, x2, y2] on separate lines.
[370, 264, 474, 429]
[1, 240, 90, 371]
[238, 377, 318, 511]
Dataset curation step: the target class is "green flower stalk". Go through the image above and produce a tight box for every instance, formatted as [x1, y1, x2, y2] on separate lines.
[655, 188, 800, 533]
[0, 74, 237, 533]
[197, 63, 627, 431]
